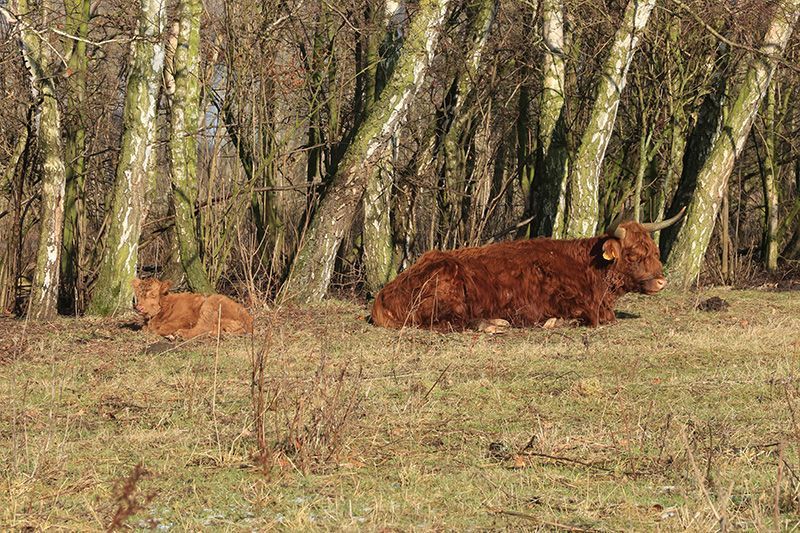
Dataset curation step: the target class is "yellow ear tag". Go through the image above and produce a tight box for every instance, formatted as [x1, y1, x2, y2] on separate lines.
[603, 251, 615, 261]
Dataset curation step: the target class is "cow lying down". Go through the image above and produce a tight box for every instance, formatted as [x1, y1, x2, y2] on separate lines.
[133, 277, 253, 339]
[371, 209, 685, 331]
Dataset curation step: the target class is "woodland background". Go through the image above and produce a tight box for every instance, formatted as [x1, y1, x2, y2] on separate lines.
[1, 0, 799, 318]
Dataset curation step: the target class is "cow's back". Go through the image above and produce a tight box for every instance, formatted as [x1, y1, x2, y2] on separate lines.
[371, 237, 600, 329]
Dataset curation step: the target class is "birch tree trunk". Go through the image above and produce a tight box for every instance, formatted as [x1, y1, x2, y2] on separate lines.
[16, 0, 68, 320]
[363, 2, 400, 295]
[665, 0, 800, 287]
[281, 0, 451, 303]
[659, 41, 730, 258]
[528, 0, 568, 237]
[59, 0, 89, 314]
[87, 0, 166, 315]
[438, 0, 496, 245]
[761, 81, 779, 271]
[564, 0, 655, 238]
[168, 0, 212, 292]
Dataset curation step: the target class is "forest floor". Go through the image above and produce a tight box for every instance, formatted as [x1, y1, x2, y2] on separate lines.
[2, 287, 800, 530]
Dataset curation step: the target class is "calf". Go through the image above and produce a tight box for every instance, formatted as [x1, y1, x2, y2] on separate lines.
[132, 278, 253, 339]
[371, 209, 684, 331]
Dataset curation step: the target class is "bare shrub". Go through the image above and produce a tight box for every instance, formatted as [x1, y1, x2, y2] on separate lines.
[251, 328, 364, 475]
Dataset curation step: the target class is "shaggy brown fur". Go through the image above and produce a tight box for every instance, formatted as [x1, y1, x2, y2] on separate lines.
[132, 278, 253, 339]
[371, 222, 671, 331]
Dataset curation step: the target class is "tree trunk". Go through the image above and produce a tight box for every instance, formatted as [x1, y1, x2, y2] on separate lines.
[59, 0, 89, 314]
[168, 0, 212, 292]
[86, 0, 166, 315]
[564, 0, 655, 238]
[0, 127, 29, 313]
[659, 40, 730, 259]
[528, 0, 568, 238]
[363, 1, 398, 295]
[280, 0, 451, 303]
[653, 14, 687, 244]
[665, 0, 800, 287]
[761, 81, 779, 272]
[436, 0, 496, 246]
[16, 0, 68, 320]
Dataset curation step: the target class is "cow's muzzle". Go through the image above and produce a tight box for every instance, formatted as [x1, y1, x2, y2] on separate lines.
[642, 277, 667, 294]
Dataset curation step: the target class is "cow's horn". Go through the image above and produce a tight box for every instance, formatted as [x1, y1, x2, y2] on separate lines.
[641, 206, 687, 233]
[606, 212, 627, 241]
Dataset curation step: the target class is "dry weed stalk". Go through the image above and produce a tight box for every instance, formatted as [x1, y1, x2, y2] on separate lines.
[107, 463, 155, 531]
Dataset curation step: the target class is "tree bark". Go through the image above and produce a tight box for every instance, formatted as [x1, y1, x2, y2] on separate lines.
[280, 0, 451, 303]
[168, 0, 212, 292]
[16, 0, 68, 320]
[363, 1, 398, 295]
[760, 81, 779, 271]
[659, 40, 731, 259]
[564, 0, 655, 238]
[665, 0, 800, 287]
[86, 0, 166, 315]
[528, 0, 568, 238]
[59, 0, 90, 314]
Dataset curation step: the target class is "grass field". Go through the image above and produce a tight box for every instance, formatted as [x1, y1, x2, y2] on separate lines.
[2, 288, 800, 530]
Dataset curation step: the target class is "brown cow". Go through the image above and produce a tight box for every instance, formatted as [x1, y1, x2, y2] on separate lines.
[371, 209, 685, 331]
[132, 278, 253, 339]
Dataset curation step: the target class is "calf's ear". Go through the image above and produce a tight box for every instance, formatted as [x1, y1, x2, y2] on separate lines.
[602, 239, 621, 262]
[132, 278, 141, 289]
[160, 280, 173, 294]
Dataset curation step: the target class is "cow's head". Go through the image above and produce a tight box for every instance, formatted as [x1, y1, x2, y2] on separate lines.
[132, 277, 172, 317]
[600, 208, 685, 294]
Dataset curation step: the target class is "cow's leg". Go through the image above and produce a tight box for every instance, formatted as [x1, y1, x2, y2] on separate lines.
[147, 319, 182, 337]
[219, 318, 249, 334]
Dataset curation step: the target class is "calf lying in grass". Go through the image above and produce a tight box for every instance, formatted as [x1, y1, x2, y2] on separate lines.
[132, 278, 253, 339]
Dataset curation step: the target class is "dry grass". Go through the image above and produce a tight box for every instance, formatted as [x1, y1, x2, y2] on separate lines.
[2, 288, 800, 530]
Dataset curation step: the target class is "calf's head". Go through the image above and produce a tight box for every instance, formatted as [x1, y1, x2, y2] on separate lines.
[599, 208, 685, 294]
[132, 277, 172, 317]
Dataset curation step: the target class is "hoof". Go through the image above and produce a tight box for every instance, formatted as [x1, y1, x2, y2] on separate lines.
[475, 318, 511, 334]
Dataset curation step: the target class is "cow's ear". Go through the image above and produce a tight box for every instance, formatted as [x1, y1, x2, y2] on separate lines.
[160, 280, 173, 294]
[132, 278, 141, 289]
[602, 239, 621, 262]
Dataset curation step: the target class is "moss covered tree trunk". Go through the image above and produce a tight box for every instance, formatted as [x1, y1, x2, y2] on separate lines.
[528, 0, 568, 238]
[281, 0, 451, 303]
[168, 0, 212, 292]
[659, 41, 730, 259]
[665, 0, 800, 287]
[59, 0, 89, 314]
[17, 0, 68, 320]
[761, 81, 779, 272]
[87, 0, 166, 315]
[363, 2, 399, 295]
[564, 0, 655, 238]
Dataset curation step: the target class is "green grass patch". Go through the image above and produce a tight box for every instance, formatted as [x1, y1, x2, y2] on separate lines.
[2, 289, 800, 530]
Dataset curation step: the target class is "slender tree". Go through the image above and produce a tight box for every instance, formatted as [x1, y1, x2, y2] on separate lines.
[15, 0, 68, 319]
[59, 0, 90, 313]
[363, 1, 399, 295]
[281, 0, 452, 303]
[760, 81, 779, 271]
[564, 0, 655, 238]
[168, 0, 212, 292]
[527, 0, 568, 238]
[86, 0, 166, 315]
[666, 0, 800, 287]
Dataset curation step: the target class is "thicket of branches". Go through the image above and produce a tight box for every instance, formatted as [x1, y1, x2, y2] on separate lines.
[0, 0, 799, 317]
